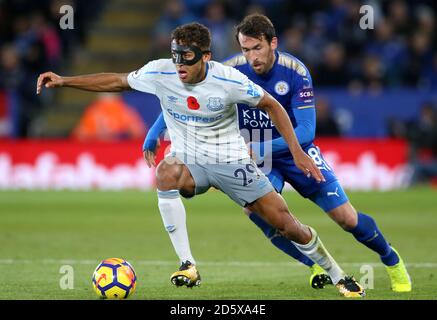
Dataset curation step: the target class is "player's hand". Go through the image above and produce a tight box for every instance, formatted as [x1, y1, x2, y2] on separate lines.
[143, 139, 160, 168]
[36, 71, 64, 95]
[294, 149, 325, 183]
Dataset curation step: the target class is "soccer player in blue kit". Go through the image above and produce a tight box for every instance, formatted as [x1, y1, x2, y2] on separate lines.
[143, 14, 411, 292]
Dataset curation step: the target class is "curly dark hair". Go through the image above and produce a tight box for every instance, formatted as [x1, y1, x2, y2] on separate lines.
[171, 22, 211, 51]
[235, 14, 276, 44]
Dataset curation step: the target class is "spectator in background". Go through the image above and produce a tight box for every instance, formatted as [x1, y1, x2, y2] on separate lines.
[31, 11, 61, 69]
[250, 0, 288, 32]
[314, 42, 349, 86]
[339, 0, 371, 54]
[0, 0, 104, 137]
[71, 93, 145, 141]
[242, 2, 266, 17]
[360, 54, 385, 92]
[301, 12, 329, 67]
[183, 0, 211, 18]
[201, 0, 236, 61]
[406, 102, 437, 185]
[324, 0, 348, 41]
[404, 31, 433, 87]
[0, 42, 44, 137]
[315, 97, 341, 137]
[416, 4, 435, 37]
[152, 0, 196, 58]
[365, 19, 407, 87]
[422, 51, 437, 90]
[387, 0, 411, 37]
[280, 26, 305, 58]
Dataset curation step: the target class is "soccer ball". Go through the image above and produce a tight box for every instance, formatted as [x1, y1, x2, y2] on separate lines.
[92, 258, 137, 299]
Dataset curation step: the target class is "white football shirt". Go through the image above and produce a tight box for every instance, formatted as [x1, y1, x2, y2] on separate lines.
[127, 59, 264, 163]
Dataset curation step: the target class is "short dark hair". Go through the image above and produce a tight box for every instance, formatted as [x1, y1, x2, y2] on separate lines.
[235, 14, 276, 44]
[171, 22, 211, 51]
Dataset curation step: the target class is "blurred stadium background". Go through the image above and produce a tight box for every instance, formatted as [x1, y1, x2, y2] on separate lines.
[0, 0, 437, 300]
[1, 0, 436, 190]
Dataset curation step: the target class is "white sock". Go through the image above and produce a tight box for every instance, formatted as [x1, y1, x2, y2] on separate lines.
[157, 189, 196, 265]
[293, 227, 346, 284]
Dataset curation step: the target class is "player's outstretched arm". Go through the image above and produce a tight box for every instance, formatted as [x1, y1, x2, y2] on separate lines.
[256, 91, 325, 183]
[36, 72, 131, 95]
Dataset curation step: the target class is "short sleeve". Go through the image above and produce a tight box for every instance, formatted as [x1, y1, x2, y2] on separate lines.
[228, 68, 265, 107]
[291, 71, 315, 109]
[127, 60, 159, 94]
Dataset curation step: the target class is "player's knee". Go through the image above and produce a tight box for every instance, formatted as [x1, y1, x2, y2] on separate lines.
[338, 218, 356, 230]
[156, 162, 181, 191]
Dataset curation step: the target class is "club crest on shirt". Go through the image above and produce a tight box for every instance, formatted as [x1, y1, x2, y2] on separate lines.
[207, 97, 224, 111]
[274, 81, 289, 95]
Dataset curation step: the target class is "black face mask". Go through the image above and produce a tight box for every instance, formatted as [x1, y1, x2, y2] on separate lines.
[171, 40, 210, 66]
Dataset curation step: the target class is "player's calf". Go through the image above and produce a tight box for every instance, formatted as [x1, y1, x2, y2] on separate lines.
[327, 202, 358, 230]
[248, 191, 312, 244]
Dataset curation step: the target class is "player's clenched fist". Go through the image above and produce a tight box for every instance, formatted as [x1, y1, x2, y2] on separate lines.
[36, 72, 64, 94]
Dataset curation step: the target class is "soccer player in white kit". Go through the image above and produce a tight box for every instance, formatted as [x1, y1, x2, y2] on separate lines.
[36, 22, 364, 297]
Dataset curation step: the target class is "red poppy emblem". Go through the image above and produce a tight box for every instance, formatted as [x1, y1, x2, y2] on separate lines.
[187, 96, 200, 110]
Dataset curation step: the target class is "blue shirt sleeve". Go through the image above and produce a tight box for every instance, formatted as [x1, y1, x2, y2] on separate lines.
[290, 66, 316, 145]
[267, 107, 316, 154]
[262, 68, 316, 155]
[142, 112, 167, 152]
[292, 106, 316, 145]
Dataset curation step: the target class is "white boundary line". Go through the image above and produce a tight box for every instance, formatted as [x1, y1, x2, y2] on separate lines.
[0, 259, 436, 268]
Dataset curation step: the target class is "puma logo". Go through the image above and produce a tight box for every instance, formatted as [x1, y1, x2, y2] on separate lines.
[327, 187, 340, 197]
[366, 230, 379, 242]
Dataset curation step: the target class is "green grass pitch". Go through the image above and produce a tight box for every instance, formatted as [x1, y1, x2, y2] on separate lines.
[0, 188, 436, 300]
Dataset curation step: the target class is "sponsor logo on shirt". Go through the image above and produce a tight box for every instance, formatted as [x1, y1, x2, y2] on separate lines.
[246, 81, 261, 98]
[240, 108, 274, 129]
[167, 109, 223, 123]
[298, 88, 314, 103]
[167, 96, 178, 103]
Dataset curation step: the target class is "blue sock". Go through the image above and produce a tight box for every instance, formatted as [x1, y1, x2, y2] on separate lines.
[248, 213, 315, 267]
[349, 212, 399, 266]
